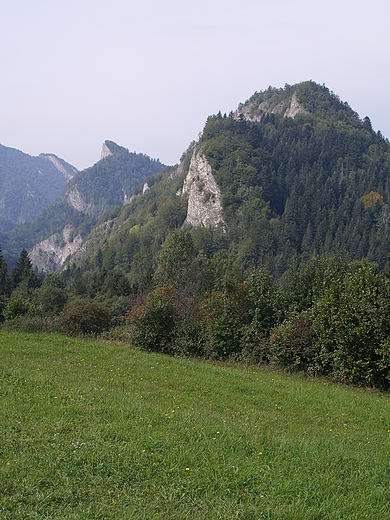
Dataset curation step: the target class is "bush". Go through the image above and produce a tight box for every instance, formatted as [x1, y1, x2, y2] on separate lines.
[1, 315, 63, 333]
[62, 298, 111, 336]
[33, 274, 67, 316]
[269, 312, 317, 373]
[125, 285, 175, 352]
[199, 286, 248, 359]
[3, 295, 42, 320]
[311, 261, 390, 387]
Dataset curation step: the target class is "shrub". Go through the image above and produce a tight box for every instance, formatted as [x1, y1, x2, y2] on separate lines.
[33, 274, 67, 316]
[125, 285, 175, 352]
[246, 268, 284, 332]
[3, 295, 42, 320]
[269, 312, 317, 373]
[311, 261, 390, 387]
[62, 298, 111, 336]
[1, 315, 63, 333]
[199, 286, 248, 359]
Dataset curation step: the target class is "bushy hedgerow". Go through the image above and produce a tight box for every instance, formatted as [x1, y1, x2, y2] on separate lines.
[62, 298, 111, 336]
[1, 315, 63, 333]
[199, 283, 250, 359]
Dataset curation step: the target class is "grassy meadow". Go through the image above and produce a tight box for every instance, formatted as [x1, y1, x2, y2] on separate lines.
[1, 332, 390, 519]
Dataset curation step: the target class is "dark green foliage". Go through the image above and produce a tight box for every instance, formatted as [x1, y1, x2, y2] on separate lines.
[269, 312, 317, 372]
[0, 246, 9, 296]
[62, 299, 111, 336]
[126, 285, 175, 352]
[33, 274, 67, 316]
[311, 261, 390, 387]
[3, 295, 42, 320]
[199, 282, 250, 359]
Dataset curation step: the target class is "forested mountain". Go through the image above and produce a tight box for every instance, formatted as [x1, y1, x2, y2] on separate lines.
[60, 81, 390, 309]
[0, 141, 165, 268]
[0, 144, 77, 232]
[4, 81, 390, 388]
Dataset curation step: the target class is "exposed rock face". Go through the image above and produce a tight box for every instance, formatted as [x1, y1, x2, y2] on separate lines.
[67, 186, 87, 212]
[40, 154, 77, 181]
[234, 91, 307, 122]
[234, 100, 270, 122]
[169, 161, 184, 180]
[182, 151, 225, 229]
[100, 142, 113, 160]
[30, 224, 83, 273]
[142, 182, 150, 194]
[284, 92, 307, 119]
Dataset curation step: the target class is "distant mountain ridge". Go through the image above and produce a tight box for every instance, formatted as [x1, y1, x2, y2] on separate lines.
[0, 144, 77, 231]
[0, 140, 166, 270]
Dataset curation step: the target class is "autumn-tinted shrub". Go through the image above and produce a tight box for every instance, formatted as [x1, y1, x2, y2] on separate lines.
[62, 298, 111, 336]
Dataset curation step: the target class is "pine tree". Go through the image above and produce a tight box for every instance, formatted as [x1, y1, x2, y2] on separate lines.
[0, 245, 9, 296]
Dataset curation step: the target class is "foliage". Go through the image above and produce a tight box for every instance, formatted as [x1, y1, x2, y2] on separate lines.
[125, 284, 175, 352]
[199, 282, 250, 359]
[269, 312, 317, 372]
[33, 273, 68, 316]
[311, 261, 390, 387]
[62, 298, 111, 336]
[3, 295, 42, 320]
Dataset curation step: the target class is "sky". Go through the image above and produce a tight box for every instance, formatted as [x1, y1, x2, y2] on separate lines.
[1, 0, 389, 171]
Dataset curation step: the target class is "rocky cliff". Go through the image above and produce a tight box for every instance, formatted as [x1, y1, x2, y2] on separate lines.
[29, 224, 83, 273]
[182, 151, 225, 229]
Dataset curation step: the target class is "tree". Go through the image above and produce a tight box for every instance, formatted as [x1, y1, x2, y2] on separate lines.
[0, 245, 9, 296]
[10, 248, 37, 290]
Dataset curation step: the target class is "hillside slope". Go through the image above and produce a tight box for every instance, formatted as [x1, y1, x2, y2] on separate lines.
[60, 81, 390, 303]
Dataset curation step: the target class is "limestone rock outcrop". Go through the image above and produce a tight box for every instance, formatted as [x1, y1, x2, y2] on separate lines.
[284, 92, 307, 119]
[234, 91, 307, 122]
[67, 186, 87, 212]
[182, 151, 225, 229]
[29, 224, 84, 273]
[40, 154, 77, 181]
[100, 142, 113, 160]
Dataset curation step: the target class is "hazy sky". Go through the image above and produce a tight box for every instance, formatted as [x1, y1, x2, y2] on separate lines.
[1, 0, 389, 170]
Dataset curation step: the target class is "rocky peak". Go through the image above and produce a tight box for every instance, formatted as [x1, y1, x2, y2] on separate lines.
[100, 142, 113, 160]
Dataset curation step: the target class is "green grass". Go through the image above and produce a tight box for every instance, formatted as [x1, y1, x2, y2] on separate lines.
[1, 332, 390, 519]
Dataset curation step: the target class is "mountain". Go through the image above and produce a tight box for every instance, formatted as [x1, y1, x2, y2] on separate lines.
[0, 144, 77, 232]
[57, 81, 390, 319]
[0, 141, 166, 269]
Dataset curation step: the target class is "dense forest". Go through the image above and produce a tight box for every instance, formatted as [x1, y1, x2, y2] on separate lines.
[2, 81, 390, 389]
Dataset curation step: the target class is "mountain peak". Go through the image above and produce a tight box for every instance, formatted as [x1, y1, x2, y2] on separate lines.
[100, 142, 113, 160]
